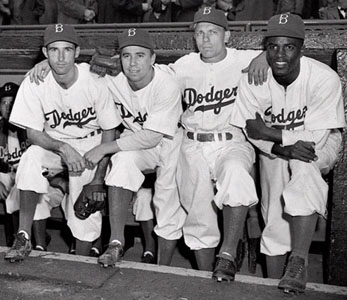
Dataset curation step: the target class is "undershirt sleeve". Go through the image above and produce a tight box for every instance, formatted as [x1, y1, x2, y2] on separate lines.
[117, 129, 163, 151]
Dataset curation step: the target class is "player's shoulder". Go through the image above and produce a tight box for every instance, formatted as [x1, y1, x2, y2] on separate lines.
[231, 48, 261, 60]
[77, 62, 108, 85]
[174, 52, 200, 66]
[303, 56, 340, 81]
[153, 66, 180, 89]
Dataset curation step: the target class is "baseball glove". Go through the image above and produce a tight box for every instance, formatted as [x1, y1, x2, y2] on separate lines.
[74, 184, 106, 220]
[89, 47, 122, 77]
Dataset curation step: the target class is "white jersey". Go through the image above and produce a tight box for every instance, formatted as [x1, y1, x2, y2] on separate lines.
[10, 63, 122, 140]
[7, 130, 26, 167]
[103, 66, 182, 138]
[166, 48, 261, 132]
[231, 56, 346, 154]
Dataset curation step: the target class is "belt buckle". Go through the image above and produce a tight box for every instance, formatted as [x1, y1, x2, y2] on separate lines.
[197, 133, 213, 142]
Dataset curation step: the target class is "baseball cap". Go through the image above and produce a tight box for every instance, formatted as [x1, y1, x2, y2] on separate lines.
[193, 7, 228, 30]
[44, 24, 79, 47]
[265, 13, 305, 40]
[118, 28, 154, 50]
[0, 82, 19, 99]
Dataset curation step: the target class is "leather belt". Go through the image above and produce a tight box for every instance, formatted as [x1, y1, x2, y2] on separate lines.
[77, 129, 102, 139]
[186, 131, 233, 142]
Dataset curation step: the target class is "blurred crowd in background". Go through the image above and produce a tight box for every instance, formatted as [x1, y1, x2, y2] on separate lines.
[0, 0, 346, 26]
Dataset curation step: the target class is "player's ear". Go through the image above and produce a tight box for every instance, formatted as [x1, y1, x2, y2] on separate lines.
[42, 47, 48, 58]
[150, 53, 156, 65]
[224, 30, 231, 44]
[75, 46, 81, 59]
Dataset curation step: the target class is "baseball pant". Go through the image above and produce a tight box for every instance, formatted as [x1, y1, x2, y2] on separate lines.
[105, 129, 186, 241]
[6, 182, 65, 220]
[132, 187, 154, 222]
[177, 128, 258, 250]
[260, 130, 342, 256]
[16, 134, 103, 242]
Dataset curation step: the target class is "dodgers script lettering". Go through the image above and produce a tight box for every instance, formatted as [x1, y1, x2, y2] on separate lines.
[45, 107, 96, 128]
[184, 86, 237, 114]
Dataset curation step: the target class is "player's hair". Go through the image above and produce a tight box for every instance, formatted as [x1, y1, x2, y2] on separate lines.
[44, 42, 78, 49]
[120, 47, 155, 56]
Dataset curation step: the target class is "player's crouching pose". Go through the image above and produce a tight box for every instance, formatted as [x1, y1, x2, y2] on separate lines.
[4, 24, 121, 262]
[83, 29, 186, 267]
[156, 7, 267, 280]
[231, 14, 346, 294]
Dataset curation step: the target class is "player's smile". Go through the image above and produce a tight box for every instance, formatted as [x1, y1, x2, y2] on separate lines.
[266, 36, 303, 85]
[121, 45, 156, 90]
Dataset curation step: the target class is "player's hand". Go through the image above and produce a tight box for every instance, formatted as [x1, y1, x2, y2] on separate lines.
[281, 141, 317, 162]
[59, 143, 86, 176]
[246, 112, 268, 140]
[84, 145, 106, 170]
[242, 51, 268, 86]
[26, 59, 51, 85]
[0, 182, 9, 200]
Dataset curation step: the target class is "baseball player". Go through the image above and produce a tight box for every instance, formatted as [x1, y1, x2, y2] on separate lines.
[0, 82, 65, 252]
[155, 7, 268, 279]
[230, 13, 345, 293]
[83, 28, 185, 267]
[4, 23, 121, 262]
[24, 29, 179, 266]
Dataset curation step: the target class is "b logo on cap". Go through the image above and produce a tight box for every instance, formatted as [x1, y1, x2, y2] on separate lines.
[203, 7, 212, 15]
[55, 24, 64, 33]
[4, 85, 11, 92]
[128, 28, 137, 37]
[279, 14, 289, 25]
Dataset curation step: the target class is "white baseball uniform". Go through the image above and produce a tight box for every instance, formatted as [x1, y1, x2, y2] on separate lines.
[0, 127, 64, 220]
[157, 48, 261, 250]
[231, 56, 346, 256]
[9, 63, 122, 242]
[102, 66, 186, 241]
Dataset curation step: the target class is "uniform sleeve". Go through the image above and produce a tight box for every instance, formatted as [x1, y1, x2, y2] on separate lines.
[9, 78, 46, 132]
[282, 129, 330, 150]
[117, 129, 163, 151]
[236, 49, 264, 69]
[92, 78, 122, 130]
[154, 63, 176, 76]
[154, 62, 187, 93]
[230, 74, 263, 129]
[143, 79, 182, 137]
[305, 72, 346, 130]
[247, 136, 275, 156]
[231, 74, 275, 156]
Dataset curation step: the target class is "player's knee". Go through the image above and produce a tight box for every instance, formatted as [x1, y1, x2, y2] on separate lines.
[221, 159, 251, 177]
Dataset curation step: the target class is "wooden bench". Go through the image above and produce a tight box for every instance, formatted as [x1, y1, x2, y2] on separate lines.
[0, 20, 346, 285]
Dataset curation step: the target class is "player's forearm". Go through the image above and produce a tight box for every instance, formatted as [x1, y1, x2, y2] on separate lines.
[27, 128, 67, 154]
[91, 129, 116, 184]
[257, 126, 283, 144]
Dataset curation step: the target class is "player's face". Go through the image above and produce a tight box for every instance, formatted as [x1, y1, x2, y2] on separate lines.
[194, 22, 230, 63]
[121, 46, 156, 90]
[266, 36, 303, 86]
[43, 41, 80, 76]
[0, 96, 14, 120]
